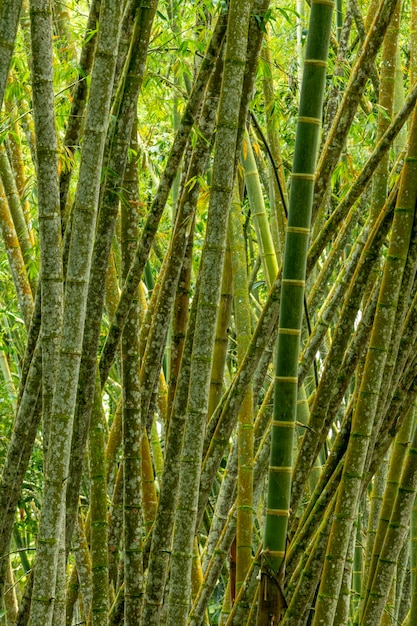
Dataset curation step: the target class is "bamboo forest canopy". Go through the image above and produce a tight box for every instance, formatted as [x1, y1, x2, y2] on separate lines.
[2, 0, 417, 625]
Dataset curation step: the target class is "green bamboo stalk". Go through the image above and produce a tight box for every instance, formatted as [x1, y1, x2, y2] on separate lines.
[0, 181, 34, 328]
[257, 3, 334, 622]
[29, 2, 122, 623]
[409, 488, 417, 622]
[261, 40, 287, 260]
[4, 557, 18, 626]
[5, 108, 35, 244]
[353, 500, 365, 618]
[166, 1, 254, 623]
[312, 83, 417, 626]
[207, 246, 233, 421]
[241, 128, 278, 289]
[0, 144, 34, 276]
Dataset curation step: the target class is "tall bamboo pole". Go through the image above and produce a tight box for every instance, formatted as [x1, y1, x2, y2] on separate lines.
[256, 2, 334, 623]
[28, 2, 122, 623]
[166, 1, 254, 623]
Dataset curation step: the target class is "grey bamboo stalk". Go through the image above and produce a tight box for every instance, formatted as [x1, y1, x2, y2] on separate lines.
[360, 452, 390, 610]
[98, 13, 228, 384]
[0, 347, 42, 601]
[360, 408, 414, 618]
[257, 2, 334, 622]
[409, 490, 417, 622]
[28, 2, 122, 623]
[72, 514, 92, 620]
[229, 185, 254, 591]
[299, 220, 370, 387]
[65, 0, 159, 554]
[166, 0, 254, 623]
[368, 1, 401, 225]
[141, 277, 201, 625]
[121, 119, 143, 624]
[29, 0, 63, 464]
[312, 88, 417, 626]
[282, 497, 336, 626]
[189, 505, 237, 626]
[88, 381, 109, 626]
[203, 439, 238, 573]
[0, 0, 23, 113]
[59, 0, 100, 216]
[360, 425, 417, 625]
[65, 8, 222, 553]
[138, 52, 222, 433]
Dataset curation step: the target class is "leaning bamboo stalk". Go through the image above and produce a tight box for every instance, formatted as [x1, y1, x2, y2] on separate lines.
[291, 193, 395, 518]
[257, 3, 334, 622]
[312, 80, 417, 626]
[0, 144, 34, 275]
[312, 0, 400, 219]
[98, 13, 228, 385]
[307, 76, 417, 276]
[241, 128, 278, 289]
[361, 424, 417, 625]
[0, 182, 33, 328]
[361, 404, 414, 616]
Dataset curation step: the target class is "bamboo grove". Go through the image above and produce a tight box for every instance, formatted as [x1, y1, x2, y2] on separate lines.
[4, 0, 417, 624]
